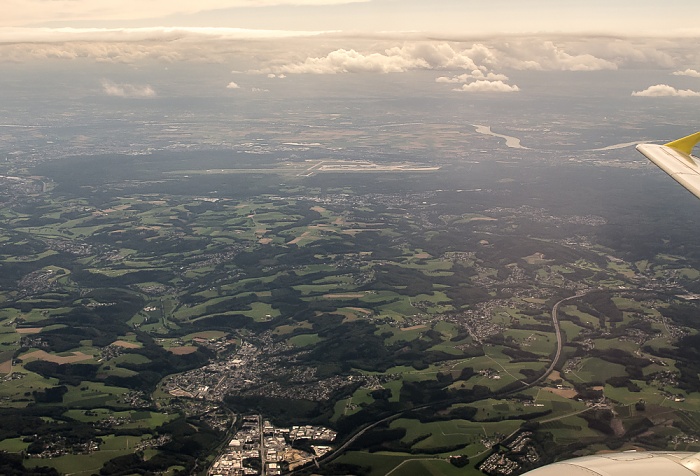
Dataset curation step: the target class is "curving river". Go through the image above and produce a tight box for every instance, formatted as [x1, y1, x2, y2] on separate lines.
[473, 124, 529, 149]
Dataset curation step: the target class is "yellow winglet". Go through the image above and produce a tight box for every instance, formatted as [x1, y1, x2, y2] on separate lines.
[665, 131, 700, 155]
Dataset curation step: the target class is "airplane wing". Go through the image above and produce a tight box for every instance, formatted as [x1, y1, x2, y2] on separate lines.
[523, 451, 700, 476]
[636, 131, 700, 200]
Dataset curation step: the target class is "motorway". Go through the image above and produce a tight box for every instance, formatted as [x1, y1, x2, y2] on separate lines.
[529, 290, 595, 387]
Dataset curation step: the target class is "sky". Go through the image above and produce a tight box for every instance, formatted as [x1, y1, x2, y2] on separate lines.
[6, 0, 700, 34]
[3, 0, 700, 98]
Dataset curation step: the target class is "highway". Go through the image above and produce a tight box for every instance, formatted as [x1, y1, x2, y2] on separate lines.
[529, 290, 594, 387]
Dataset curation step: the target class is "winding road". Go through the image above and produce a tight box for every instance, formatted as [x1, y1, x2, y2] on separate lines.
[529, 290, 593, 387]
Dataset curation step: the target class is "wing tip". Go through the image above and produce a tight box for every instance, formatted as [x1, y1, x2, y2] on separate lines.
[664, 131, 700, 155]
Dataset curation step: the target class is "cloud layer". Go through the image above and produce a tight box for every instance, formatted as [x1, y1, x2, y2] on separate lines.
[1, 28, 698, 74]
[257, 41, 621, 76]
[3, 1, 370, 28]
[4, 27, 700, 96]
[7, 1, 700, 38]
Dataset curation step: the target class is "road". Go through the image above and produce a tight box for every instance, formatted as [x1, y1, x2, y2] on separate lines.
[528, 291, 592, 387]
[260, 414, 266, 475]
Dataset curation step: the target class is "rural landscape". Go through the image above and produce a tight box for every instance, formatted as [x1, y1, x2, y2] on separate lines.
[2, 94, 700, 476]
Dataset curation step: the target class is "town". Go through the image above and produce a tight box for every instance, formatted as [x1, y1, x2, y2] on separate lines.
[209, 415, 336, 476]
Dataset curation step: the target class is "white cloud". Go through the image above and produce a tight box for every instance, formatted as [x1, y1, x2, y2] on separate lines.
[251, 87, 269, 92]
[101, 80, 155, 97]
[673, 68, 700, 77]
[436, 70, 518, 92]
[266, 48, 418, 74]
[436, 70, 509, 83]
[631, 84, 700, 97]
[499, 40, 617, 71]
[453, 80, 520, 93]
[557, 38, 675, 69]
[226, 81, 241, 89]
[260, 43, 482, 74]
[257, 39, 623, 77]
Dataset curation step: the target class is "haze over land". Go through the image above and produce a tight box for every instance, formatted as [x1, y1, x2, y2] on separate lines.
[3, 2, 700, 476]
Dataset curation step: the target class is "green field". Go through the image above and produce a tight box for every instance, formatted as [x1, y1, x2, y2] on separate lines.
[25, 436, 140, 476]
[338, 451, 484, 476]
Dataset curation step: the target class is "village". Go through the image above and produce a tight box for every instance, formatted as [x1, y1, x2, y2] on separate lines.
[161, 336, 389, 404]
